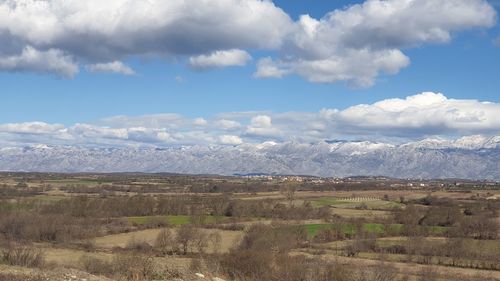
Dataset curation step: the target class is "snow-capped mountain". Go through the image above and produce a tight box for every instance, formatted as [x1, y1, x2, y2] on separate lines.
[0, 136, 499, 179]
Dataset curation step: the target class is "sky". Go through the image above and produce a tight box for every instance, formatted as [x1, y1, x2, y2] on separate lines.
[0, 0, 500, 147]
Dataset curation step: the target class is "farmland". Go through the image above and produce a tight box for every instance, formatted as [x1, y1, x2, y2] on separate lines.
[0, 173, 498, 281]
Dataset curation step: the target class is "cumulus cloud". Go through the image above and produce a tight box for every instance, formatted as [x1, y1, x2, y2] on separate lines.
[87, 61, 135, 75]
[0, 0, 494, 85]
[246, 115, 282, 138]
[194, 118, 208, 126]
[219, 135, 243, 145]
[0, 122, 72, 144]
[0, 0, 290, 76]
[257, 49, 410, 87]
[215, 119, 242, 130]
[1, 92, 499, 146]
[0, 46, 78, 77]
[0, 122, 65, 135]
[255, 0, 496, 87]
[329, 92, 500, 136]
[189, 49, 252, 70]
[71, 124, 129, 140]
[254, 57, 289, 78]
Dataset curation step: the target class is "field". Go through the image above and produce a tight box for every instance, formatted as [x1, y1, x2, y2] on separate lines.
[0, 173, 498, 281]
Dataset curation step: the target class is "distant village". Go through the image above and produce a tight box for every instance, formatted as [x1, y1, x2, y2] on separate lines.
[240, 174, 500, 190]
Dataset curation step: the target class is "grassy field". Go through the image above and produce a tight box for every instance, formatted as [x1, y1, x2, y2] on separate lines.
[93, 228, 242, 254]
[1, 173, 498, 281]
[303, 223, 448, 236]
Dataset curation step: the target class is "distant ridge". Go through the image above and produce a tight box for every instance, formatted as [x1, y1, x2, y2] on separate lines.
[0, 136, 499, 180]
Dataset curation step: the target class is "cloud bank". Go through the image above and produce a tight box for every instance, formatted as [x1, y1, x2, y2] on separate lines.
[0, 0, 495, 86]
[1, 92, 499, 147]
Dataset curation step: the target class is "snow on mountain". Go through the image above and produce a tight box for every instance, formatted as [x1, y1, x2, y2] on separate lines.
[453, 135, 492, 149]
[401, 138, 451, 149]
[0, 137, 498, 179]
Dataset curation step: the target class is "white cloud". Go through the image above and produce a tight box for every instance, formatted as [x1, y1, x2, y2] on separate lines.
[87, 61, 135, 75]
[194, 118, 208, 126]
[0, 46, 78, 77]
[254, 57, 289, 78]
[256, 0, 496, 86]
[219, 135, 243, 145]
[246, 115, 282, 138]
[330, 92, 500, 136]
[216, 119, 242, 130]
[189, 49, 252, 70]
[1, 92, 499, 146]
[0, 122, 65, 135]
[0, 0, 290, 76]
[0, 0, 494, 84]
[250, 115, 272, 128]
[258, 49, 410, 87]
[71, 124, 129, 140]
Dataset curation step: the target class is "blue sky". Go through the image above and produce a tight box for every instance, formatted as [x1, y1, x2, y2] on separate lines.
[0, 0, 499, 147]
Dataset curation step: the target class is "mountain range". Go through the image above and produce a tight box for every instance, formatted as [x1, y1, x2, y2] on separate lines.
[0, 135, 499, 179]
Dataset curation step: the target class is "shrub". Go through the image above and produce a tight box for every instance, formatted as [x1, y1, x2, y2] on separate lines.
[313, 228, 344, 243]
[80, 255, 113, 276]
[126, 238, 153, 253]
[218, 250, 273, 280]
[112, 253, 155, 281]
[1, 244, 44, 268]
[154, 228, 175, 255]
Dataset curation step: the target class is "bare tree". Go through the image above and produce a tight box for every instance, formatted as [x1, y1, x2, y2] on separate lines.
[417, 267, 439, 281]
[281, 185, 296, 207]
[208, 232, 222, 254]
[154, 228, 174, 255]
[176, 225, 198, 255]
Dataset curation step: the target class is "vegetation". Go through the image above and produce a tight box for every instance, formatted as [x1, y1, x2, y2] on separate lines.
[0, 173, 498, 280]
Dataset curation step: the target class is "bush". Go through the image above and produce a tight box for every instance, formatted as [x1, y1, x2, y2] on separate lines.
[0, 212, 99, 243]
[80, 255, 113, 276]
[383, 244, 407, 255]
[238, 224, 308, 253]
[218, 250, 273, 280]
[81, 253, 157, 281]
[1, 244, 44, 268]
[313, 228, 344, 243]
[112, 253, 155, 281]
[154, 228, 175, 255]
[126, 238, 154, 253]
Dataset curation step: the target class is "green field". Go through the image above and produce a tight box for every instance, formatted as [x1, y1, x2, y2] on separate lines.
[303, 223, 448, 236]
[303, 223, 356, 236]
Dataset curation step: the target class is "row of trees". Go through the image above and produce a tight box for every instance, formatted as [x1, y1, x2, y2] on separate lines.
[39, 195, 331, 221]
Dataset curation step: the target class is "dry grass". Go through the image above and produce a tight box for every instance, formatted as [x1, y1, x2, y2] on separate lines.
[297, 251, 500, 280]
[0, 264, 114, 281]
[93, 228, 242, 254]
[330, 208, 391, 219]
[42, 247, 113, 267]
